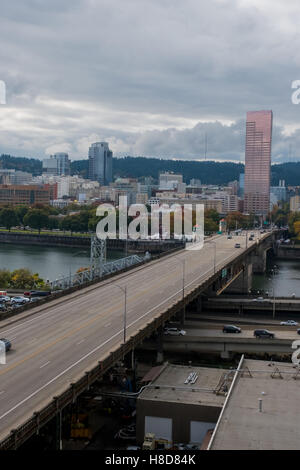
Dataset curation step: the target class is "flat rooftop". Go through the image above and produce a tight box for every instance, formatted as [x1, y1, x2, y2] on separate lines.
[139, 363, 227, 408]
[210, 359, 300, 450]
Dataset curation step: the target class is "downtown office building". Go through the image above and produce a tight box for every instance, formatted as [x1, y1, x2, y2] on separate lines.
[244, 110, 273, 215]
[88, 142, 113, 185]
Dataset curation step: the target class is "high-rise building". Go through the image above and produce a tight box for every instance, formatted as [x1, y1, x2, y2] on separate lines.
[43, 153, 70, 176]
[244, 110, 273, 215]
[88, 142, 113, 185]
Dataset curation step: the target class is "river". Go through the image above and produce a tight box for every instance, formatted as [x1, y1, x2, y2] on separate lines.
[252, 257, 300, 297]
[0, 244, 124, 282]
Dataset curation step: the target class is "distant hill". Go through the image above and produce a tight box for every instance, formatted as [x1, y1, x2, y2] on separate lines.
[0, 154, 42, 175]
[1, 153, 300, 186]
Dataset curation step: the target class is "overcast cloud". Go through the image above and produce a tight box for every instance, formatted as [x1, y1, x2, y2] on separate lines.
[1, 0, 300, 162]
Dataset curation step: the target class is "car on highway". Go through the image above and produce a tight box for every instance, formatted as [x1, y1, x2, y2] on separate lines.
[254, 297, 264, 302]
[163, 327, 186, 336]
[0, 296, 10, 303]
[24, 290, 52, 297]
[280, 320, 298, 326]
[0, 338, 11, 352]
[10, 296, 30, 305]
[234, 243, 241, 248]
[227, 235, 232, 239]
[222, 325, 242, 334]
[254, 329, 275, 339]
[297, 329, 300, 335]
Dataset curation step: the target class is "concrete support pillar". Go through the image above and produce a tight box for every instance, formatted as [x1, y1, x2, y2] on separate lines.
[220, 350, 232, 359]
[226, 262, 253, 294]
[252, 246, 267, 273]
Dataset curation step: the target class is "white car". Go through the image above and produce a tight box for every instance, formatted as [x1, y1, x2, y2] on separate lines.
[280, 320, 298, 326]
[164, 327, 186, 336]
[11, 296, 30, 305]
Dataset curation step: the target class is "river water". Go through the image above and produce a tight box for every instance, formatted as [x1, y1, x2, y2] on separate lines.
[0, 244, 124, 282]
[252, 258, 300, 297]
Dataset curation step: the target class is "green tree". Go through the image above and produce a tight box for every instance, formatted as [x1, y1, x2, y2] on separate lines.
[0, 208, 19, 231]
[23, 209, 49, 234]
[0, 269, 11, 288]
[15, 205, 29, 227]
[10, 268, 44, 289]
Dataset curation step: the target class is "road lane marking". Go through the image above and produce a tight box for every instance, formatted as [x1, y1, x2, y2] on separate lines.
[104, 323, 111, 327]
[39, 361, 50, 369]
[76, 340, 85, 345]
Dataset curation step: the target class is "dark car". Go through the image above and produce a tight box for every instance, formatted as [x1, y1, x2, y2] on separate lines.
[254, 329, 274, 339]
[297, 329, 300, 335]
[223, 325, 241, 334]
[0, 338, 11, 351]
[28, 290, 52, 297]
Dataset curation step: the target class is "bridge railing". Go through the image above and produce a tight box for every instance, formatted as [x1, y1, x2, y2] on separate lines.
[50, 254, 145, 290]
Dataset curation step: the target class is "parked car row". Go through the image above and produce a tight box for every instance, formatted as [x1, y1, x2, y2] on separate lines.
[0, 290, 52, 310]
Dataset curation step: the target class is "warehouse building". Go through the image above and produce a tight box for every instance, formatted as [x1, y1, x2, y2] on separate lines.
[136, 363, 228, 446]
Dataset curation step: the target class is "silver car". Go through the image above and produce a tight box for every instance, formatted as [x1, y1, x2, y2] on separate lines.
[164, 327, 186, 336]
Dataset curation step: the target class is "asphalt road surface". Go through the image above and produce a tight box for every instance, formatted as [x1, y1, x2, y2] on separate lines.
[0, 231, 266, 442]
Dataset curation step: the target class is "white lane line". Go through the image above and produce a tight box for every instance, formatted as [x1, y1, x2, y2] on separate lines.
[76, 339, 85, 345]
[0, 391, 5, 395]
[39, 361, 50, 369]
[104, 323, 111, 327]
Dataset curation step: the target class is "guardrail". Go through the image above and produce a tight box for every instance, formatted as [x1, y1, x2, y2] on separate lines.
[50, 254, 145, 290]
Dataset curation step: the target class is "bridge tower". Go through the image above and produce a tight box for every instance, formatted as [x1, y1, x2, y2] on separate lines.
[90, 236, 106, 278]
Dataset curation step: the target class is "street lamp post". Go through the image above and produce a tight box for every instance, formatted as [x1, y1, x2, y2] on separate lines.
[115, 284, 127, 343]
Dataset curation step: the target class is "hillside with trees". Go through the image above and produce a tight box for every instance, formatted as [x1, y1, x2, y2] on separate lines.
[2, 153, 300, 185]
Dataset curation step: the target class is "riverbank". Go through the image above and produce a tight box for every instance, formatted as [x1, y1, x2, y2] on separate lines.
[0, 230, 184, 253]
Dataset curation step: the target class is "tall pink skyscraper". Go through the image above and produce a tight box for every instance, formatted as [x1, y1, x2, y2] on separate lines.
[244, 110, 273, 215]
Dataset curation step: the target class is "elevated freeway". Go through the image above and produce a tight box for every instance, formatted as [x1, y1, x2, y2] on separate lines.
[0, 230, 276, 448]
[142, 320, 297, 358]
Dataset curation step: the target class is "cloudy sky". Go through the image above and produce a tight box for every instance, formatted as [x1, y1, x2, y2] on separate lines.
[1, 0, 300, 163]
